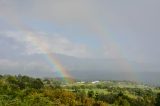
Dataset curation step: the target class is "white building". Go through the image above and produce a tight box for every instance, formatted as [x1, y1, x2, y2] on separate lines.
[91, 81, 100, 84]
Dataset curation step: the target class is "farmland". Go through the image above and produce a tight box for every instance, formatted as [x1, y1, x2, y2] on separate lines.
[1, 75, 159, 106]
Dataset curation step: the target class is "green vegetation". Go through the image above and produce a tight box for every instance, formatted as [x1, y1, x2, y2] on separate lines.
[0, 75, 160, 106]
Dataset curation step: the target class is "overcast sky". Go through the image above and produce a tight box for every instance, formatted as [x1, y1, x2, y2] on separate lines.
[0, 0, 160, 76]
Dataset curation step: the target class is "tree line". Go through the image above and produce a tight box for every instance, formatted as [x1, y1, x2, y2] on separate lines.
[0, 75, 160, 106]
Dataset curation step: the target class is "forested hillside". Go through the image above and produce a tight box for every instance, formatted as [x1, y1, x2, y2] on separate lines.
[0, 75, 160, 106]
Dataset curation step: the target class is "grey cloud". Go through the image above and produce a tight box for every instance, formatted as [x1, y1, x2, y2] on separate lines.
[0, 0, 160, 62]
[0, 31, 92, 58]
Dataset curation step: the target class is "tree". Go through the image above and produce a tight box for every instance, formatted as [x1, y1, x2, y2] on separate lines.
[18, 81, 25, 89]
[88, 90, 94, 98]
[114, 97, 130, 106]
[7, 76, 17, 84]
[155, 93, 160, 106]
[30, 78, 44, 89]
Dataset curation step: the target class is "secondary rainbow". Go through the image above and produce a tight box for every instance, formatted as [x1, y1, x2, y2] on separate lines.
[89, 20, 137, 81]
[8, 14, 137, 82]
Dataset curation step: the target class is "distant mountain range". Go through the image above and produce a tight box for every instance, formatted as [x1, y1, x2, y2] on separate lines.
[0, 53, 160, 86]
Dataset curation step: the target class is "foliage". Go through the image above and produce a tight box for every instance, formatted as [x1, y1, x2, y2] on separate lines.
[0, 75, 159, 106]
[155, 93, 160, 106]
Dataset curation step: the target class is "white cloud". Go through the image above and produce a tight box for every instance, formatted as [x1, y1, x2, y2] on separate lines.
[0, 31, 92, 58]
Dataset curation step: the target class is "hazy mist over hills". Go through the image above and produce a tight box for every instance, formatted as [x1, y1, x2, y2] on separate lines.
[0, 53, 160, 85]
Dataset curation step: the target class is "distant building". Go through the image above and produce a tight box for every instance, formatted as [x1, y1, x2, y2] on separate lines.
[91, 81, 100, 84]
[77, 81, 85, 84]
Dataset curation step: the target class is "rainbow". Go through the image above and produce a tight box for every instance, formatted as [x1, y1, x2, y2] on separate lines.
[6, 13, 137, 82]
[28, 30, 137, 82]
[5, 15, 75, 83]
[26, 33, 75, 83]
[89, 20, 137, 81]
